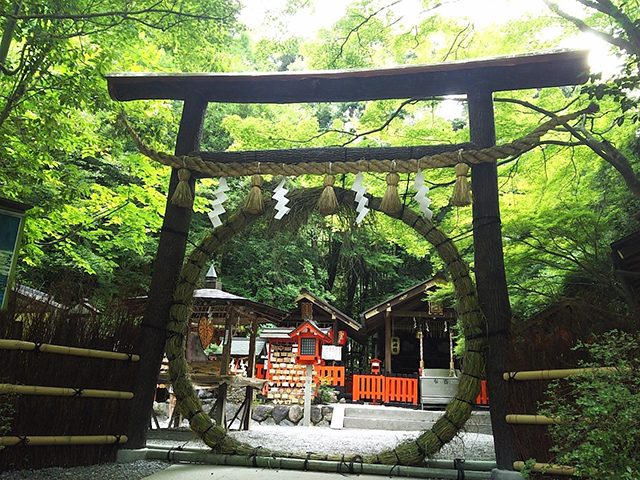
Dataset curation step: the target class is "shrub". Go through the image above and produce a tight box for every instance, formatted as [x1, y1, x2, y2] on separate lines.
[538, 330, 640, 479]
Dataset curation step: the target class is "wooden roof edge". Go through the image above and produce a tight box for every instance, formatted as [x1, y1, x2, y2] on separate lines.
[293, 290, 363, 330]
[361, 273, 448, 320]
[106, 49, 589, 103]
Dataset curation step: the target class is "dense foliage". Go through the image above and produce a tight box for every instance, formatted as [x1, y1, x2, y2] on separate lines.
[536, 331, 640, 479]
[0, 0, 638, 319]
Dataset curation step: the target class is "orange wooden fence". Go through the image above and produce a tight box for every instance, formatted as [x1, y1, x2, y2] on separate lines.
[255, 364, 266, 379]
[315, 366, 345, 387]
[352, 374, 418, 405]
[385, 375, 418, 404]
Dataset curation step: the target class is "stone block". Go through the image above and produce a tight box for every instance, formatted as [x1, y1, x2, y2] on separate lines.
[310, 405, 322, 424]
[321, 405, 333, 422]
[288, 405, 303, 423]
[252, 404, 273, 422]
[272, 405, 289, 424]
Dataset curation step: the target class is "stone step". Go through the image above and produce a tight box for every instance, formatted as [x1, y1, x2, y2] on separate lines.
[343, 405, 441, 421]
[334, 404, 493, 434]
[342, 416, 435, 431]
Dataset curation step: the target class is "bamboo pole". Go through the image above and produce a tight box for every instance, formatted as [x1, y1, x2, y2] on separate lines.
[0, 435, 128, 446]
[503, 367, 619, 381]
[143, 444, 499, 472]
[143, 449, 493, 480]
[0, 339, 139, 362]
[505, 414, 567, 425]
[0, 383, 134, 399]
[513, 461, 578, 476]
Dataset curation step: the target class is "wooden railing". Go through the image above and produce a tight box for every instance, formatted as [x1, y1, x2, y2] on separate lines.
[315, 366, 345, 387]
[385, 375, 419, 404]
[352, 374, 418, 405]
[352, 374, 385, 403]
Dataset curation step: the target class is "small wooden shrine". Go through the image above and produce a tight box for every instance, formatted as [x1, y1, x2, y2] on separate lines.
[260, 290, 361, 404]
[361, 274, 456, 375]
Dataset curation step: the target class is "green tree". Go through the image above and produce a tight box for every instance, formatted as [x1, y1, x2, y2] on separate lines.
[0, 0, 242, 306]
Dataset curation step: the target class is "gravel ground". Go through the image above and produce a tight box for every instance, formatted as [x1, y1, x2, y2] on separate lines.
[0, 425, 495, 479]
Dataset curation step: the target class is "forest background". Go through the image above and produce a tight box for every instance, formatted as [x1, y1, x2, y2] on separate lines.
[1, 0, 639, 321]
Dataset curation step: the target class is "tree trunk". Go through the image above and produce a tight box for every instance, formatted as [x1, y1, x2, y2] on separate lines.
[468, 85, 519, 469]
[126, 95, 207, 448]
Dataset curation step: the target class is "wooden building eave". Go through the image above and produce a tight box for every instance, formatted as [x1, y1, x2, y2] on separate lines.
[287, 290, 365, 344]
[107, 49, 589, 104]
[361, 273, 450, 334]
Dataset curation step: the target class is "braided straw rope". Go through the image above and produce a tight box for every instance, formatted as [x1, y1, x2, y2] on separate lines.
[164, 187, 487, 465]
[128, 104, 596, 178]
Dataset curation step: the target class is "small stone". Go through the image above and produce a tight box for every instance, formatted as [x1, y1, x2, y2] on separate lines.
[321, 405, 333, 422]
[262, 416, 276, 426]
[288, 405, 303, 423]
[310, 405, 322, 424]
[252, 404, 274, 422]
[272, 405, 289, 424]
[280, 419, 295, 427]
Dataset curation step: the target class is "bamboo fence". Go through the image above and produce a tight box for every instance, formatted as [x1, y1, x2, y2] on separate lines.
[0, 383, 133, 399]
[0, 435, 128, 447]
[0, 339, 139, 361]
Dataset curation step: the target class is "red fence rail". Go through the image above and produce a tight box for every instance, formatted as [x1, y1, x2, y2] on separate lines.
[352, 374, 385, 403]
[385, 376, 418, 404]
[352, 374, 418, 405]
[315, 366, 345, 387]
[475, 379, 489, 405]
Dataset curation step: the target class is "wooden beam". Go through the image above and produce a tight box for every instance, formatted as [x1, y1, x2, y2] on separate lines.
[389, 311, 456, 319]
[384, 310, 392, 375]
[107, 50, 589, 104]
[213, 313, 234, 428]
[242, 320, 259, 430]
[193, 143, 473, 167]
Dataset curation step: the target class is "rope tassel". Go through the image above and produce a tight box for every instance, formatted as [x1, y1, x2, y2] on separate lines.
[171, 168, 194, 208]
[317, 174, 339, 216]
[243, 174, 264, 215]
[380, 172, 401, 215]
[451, 163, 472, 207]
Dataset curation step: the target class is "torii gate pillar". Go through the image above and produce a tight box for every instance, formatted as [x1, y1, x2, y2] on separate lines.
[126, 94, 207, 448]
[468, 85, 518, 468]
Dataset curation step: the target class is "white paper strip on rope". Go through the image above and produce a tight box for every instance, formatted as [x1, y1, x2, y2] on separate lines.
[208, 177, 230, 228]
[351, 172, 370, 224]
[273, 178, 291, 220]
[413, 170, 433, 220]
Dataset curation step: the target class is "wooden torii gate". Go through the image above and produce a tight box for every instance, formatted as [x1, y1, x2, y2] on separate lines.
[107, 49, 589, 468]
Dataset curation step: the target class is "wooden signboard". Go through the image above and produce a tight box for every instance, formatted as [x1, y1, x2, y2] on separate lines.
[0, 198, 31, 310]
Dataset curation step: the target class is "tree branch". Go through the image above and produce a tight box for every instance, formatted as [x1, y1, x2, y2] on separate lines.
[543, 0, 640, 55]
[495, 97, 640, 202]
[543, 0, 638, 54]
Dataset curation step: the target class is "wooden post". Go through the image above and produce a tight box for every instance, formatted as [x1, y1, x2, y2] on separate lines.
[241, 320, 258, 430]
[214, 312, 234, 428]
[126, 94, 207, 448]
[468, 85, 518, 469]
[384, 309, 392, 374]
[303, 364, 313, 427]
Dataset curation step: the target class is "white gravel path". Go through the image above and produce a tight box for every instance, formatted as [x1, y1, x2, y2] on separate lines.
[147, 424, 496, 460]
